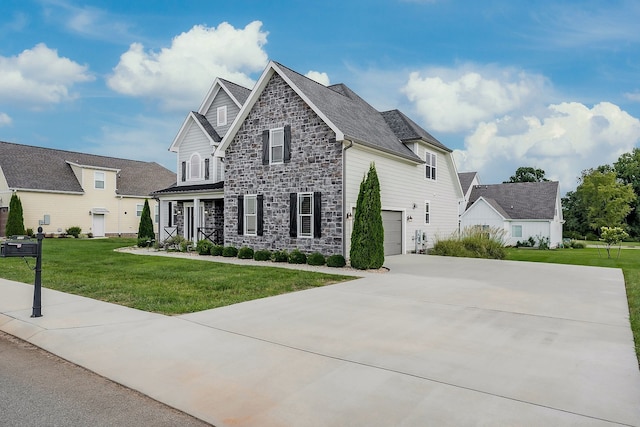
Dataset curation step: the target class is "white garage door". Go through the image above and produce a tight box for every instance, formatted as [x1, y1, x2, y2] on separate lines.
[382, 210, 402, 255]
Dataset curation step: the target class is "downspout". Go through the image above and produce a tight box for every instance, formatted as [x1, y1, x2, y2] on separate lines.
[342, 139, 354, 258]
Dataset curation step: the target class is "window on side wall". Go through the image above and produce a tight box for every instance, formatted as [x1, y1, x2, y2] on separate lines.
[270, 128, 284, 164]
[244, 195, 257, 236]
[425, 151, 437, 180]
[298, 193, 313, 238]
[217, 106, 227, 127]
[136, 204, 143, 217]
[512, 225, 522, 238]
[425, 201, 430, 224]
[94, 171, 105, 189]
[154, 205, 159, 223]
[262, 125, 291, 165]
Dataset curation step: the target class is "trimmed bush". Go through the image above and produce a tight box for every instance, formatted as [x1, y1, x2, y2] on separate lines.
[210, 245, 224, 256]
[288, 249, 307, 264]
[66, 226, 82, 238]
[254, 249, 272, 261]
[196, 239, 214, 255]
[137, 237, 152, 247]
[570, 240, 586, 249]
[350, 163, 384, 269]
[162, 235, 187, 251]
[26, 228, 34, 238]
[326, 254, 346, 268]
[238, 247, 254, 259]
[272, 249, 289, 262]
[307, 252, 326, 266]
[222, 246, 238, 257]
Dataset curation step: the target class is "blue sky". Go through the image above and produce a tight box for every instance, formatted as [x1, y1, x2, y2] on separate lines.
[1, 0, 639, 192]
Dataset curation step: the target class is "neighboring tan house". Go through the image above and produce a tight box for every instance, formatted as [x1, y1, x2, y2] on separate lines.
[155, 61, 463, 256]
[460, 181, 563, 248]
[0, 141, 175, 237]
[458, 171, 480, 216]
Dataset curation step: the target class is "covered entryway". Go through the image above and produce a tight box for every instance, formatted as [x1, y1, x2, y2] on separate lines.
[382, 210, 402, 255]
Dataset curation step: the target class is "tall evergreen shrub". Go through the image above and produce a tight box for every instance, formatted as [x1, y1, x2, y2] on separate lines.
[350, 163, 384, 269]
[5, 193, 25, 236]
[137, 199, 154, 240]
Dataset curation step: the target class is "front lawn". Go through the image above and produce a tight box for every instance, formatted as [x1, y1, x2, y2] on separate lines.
[0, 238, 353, 315]
[506, 247, 640, 363]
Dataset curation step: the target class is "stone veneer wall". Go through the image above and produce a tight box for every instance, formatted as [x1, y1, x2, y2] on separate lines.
[224, 74, 343, 255]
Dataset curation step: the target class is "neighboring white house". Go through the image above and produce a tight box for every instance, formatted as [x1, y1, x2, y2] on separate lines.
[155, 61, 464, 256]
[0, 141, 175, 237]
[460, 181, 564, 248]
[458, 171, 480, 216]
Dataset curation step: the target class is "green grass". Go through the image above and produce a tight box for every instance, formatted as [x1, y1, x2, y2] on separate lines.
[506, 247, 640, 363]
[0, 238, 353, 315]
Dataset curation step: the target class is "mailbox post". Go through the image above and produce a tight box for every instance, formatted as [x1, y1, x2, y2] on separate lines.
[1, 226, 44, 317]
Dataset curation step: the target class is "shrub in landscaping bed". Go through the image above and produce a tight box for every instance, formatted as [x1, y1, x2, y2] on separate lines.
[196, 239, 214, 255]
[222, 246, 238, 257]
[570, 240, 586, 249]
[432, 226, 506, 260]
[254, 249, 272, 261]
[66, 226, 82, 238]
[238, 247, 254, 259]
[272, 249, 289, 262]
[210, 245, 224, 256]
[326, 254, 346, 268]
[288, 249, 307, 264]
[307, 252, 326, 266]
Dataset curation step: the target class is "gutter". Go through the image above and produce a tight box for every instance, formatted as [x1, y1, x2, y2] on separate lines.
[342, 139, 354, 258]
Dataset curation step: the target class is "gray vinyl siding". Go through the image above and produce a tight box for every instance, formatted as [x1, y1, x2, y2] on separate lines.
[177, 122, 212, 186]
[205, 90, 241, 138]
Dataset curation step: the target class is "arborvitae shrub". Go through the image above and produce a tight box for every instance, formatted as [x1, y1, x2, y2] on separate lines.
[137, 199, 154, 241]
[350, 163, 384, 269]
[254, 249, 272, 261]
[307, 252, 326, 266]
[326, 254, 346, 268]
[237, 247, 254, 259]
[222, 246, 238, 257]
[5, 193, 25, 236]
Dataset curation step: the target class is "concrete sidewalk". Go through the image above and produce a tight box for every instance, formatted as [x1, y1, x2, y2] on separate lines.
[1, 254, 640, 426]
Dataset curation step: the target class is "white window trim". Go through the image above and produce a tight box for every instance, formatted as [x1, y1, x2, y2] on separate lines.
[154, 205, 159, 223]
[217, 106, 227, 127]
[270, 127, 285, 165]
[188, 153, 202, 181]
[298, 192, 313, 238]
[244, 195, 257, 236]
[136, 203, 143, 217]
[512, 224, 523, 238]
[94, 171, 105, 189]
[425, 151, 437, 181]
[424, 200, 431, 225]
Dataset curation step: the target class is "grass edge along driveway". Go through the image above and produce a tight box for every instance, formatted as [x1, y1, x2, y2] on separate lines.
[506, 247, 640, 365]
[0, 238, 354, 315]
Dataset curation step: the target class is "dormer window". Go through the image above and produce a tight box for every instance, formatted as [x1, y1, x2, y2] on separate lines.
[217, 106, 227, 126]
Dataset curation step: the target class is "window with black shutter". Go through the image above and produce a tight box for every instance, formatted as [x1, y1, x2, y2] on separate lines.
[204, 158, 210, 180]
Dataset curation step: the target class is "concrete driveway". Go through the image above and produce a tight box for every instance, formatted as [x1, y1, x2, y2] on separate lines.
[1, 254, 639, 426]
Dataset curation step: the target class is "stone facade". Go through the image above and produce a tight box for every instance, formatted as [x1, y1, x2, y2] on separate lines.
[224, 74, 343, 255]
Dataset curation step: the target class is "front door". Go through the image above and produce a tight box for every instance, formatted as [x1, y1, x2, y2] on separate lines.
[184, 203, 204, 242]
[92, 214, 105, 237]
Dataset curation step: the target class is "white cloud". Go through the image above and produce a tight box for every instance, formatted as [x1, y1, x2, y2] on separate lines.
[0, 43, 94, 105]
[0, 112, 12, 126]
[402, 65, 550, 133]
[454, 102, 640, 192]
[107, 21, 269, 110]
[625, 92, 640, 102]
[305, 70, 330, 86]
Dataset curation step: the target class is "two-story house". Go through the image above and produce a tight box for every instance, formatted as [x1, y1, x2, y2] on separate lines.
[155, 61, 463, 256]
[0, 141, 175, 237]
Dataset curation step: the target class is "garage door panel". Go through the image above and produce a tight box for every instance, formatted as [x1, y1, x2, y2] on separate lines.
[382, 210, 402, 255]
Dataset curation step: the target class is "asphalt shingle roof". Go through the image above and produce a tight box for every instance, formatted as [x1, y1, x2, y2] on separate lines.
[192, 112, 221, 142]
[275, 63, 429, 163]
[219, 78, 251, 106]
[0, 141, 176, 196]
[381, 110, 452, 153]
[466, 181, 559, 220]
[151, 181, 224, 195]
[458, 172, 478, 195]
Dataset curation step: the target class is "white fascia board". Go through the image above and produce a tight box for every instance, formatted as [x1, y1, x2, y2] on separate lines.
[217, 79, 245, 109]
[218, 61, 344, 154]
[197, 79, 222, 114]
[64, 161, 120, 173]
[12, 187, 84, 195]
[189, 112, 217, 146]
[169, 113, 193, 153]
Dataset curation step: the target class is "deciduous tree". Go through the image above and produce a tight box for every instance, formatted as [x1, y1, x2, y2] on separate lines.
[505, 166, 549, 183]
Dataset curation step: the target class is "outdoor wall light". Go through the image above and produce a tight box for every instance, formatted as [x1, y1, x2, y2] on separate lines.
[412, 203, 417, 209]
[407, 215, 413, 222]
[346, 212, 353, 219]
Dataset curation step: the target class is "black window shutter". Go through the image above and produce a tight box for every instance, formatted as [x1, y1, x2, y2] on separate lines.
[257, 195, 264, 236]
[284, 125, 291, 163]
[313, 192, 322, 238]
[181, 161, 186, 182]
[289, 192, 297, 237]
[168, 202, 172, 227]
[262, 130, 269, 165]
[237, 195, 244, 235]
[204, 158, 210, 180]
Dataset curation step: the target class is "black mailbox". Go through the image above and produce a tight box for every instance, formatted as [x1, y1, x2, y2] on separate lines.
[1, 239, 39, 257]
